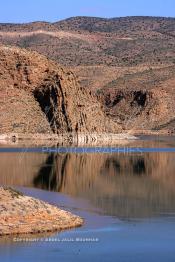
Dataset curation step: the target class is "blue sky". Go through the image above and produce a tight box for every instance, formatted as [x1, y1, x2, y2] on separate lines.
[0, 0, 174, 23]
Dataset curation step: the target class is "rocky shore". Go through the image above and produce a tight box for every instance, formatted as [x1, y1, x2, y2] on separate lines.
[0, 187, 83, 236]
[0, 133, 137, 147]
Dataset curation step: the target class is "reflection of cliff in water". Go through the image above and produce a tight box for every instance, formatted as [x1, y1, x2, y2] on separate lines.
[33, 154, 68, 191]
[34, 152, 175, 218]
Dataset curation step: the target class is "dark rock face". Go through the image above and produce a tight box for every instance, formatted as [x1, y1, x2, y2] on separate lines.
[99, 87, 175, 132]
[0, 45, 120, 134]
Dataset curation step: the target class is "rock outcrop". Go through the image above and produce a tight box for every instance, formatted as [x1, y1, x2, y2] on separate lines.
[99, 88, 175, 132]
[96, 65, 175, 134]
[0, 45, 121, 135]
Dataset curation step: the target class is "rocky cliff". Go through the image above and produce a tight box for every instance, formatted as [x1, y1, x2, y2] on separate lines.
[98, 66, 175, 133]
[0, 45, 121, 135]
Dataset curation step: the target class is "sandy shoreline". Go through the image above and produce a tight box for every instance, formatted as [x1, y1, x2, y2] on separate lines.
[0, 187, 83, 236]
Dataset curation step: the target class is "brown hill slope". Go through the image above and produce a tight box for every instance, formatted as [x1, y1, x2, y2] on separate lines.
[0, 16, 175, 66]
[0, 45, 120, 135]
[54, 16, 175, 34]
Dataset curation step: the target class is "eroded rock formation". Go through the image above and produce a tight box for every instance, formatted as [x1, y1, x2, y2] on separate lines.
[99, 87, 175, 132]
[0, 45, 121, 135]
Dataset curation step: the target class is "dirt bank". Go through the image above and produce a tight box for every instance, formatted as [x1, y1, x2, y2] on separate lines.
[0, 187, 83, 236]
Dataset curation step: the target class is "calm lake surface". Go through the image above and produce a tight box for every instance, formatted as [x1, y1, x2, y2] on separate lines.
[0, 136, 175, 262]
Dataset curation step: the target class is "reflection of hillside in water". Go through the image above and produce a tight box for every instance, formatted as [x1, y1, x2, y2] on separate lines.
[34, 151, 175, 218]
[0, 139, 175, 219]
[0, 152, 47, 186]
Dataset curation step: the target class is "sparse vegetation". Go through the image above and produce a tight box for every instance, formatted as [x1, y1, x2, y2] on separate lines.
[3, 187, 24, 198]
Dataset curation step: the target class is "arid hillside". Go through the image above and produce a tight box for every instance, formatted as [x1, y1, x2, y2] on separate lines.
[0, 16, 175, 133]
[0, 45, 120, 135]
[0, 16, 175, 66]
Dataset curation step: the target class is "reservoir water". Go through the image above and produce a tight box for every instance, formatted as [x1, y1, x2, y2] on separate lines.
[0, 136, 175, 262]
